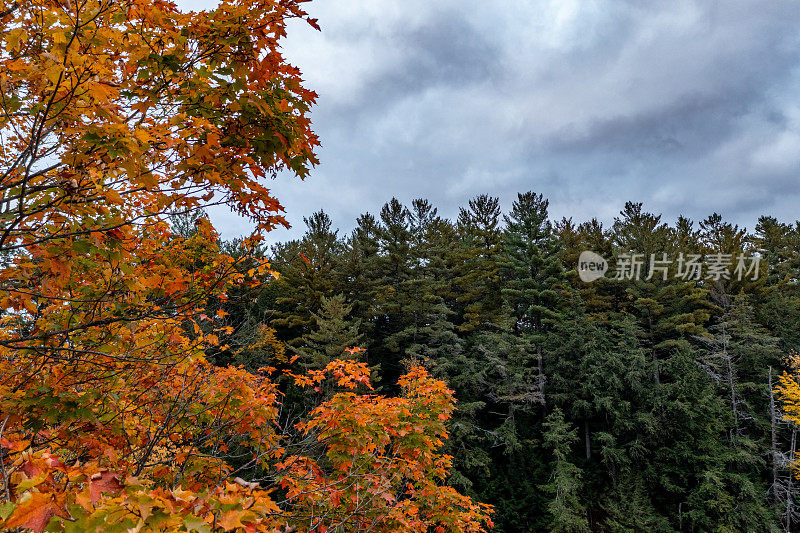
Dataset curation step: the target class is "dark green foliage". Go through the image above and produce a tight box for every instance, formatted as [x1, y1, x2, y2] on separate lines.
[502, 191, 564, 336]
[168, 207, 208, 239]
[454, 194, 505, 333]
[268, 210, 344, 341]
[213, 194, 800, 532]
[540, 408, 590, 532]
[293, 294, 363, 370]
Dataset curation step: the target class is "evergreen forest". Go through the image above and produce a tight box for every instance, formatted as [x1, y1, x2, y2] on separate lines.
[203, 194, 800, 532]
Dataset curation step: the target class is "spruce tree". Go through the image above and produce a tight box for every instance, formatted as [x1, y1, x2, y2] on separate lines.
[540, 408, 590, 532]
[293, 294, 364, 371]
[501, 191, 564, 412]
[392, 199, 460, 365]
[269, 210, 344, 345]
[453, 194, 505, 332]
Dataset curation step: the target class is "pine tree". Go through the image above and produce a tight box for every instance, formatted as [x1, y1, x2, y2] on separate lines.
[559, 217, 615, 316]
[293, 294, 364, 370]
[453, 194, 505, 332]
[269, 210, 344, 344]
[168, 207, 208, 239]
[699, 293, 781, 437]
[339, 213, 383, 341]
[612, 201, 670, 260]
[699, 212, 748, 254]
[232, 325, 288, 372]
[754, 216, 800, 352]
[501, 191, 563, 336]
[645, 344, 734, 530]
[540, 408, 590, 532]
[599, 476, 672, 532]
[610, 203, 707, 385]
[392, 199, 460, 365]
[689, 293, 781, 529]
[501, 191, 564, 412]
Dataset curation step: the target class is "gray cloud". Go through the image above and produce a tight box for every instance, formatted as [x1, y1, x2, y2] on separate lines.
[179, 0, 800, 241]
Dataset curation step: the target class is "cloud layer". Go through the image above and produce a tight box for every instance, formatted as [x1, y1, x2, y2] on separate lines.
[181, 0, 800, 241]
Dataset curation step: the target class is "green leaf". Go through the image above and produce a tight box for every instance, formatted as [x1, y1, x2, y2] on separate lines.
[72, 239, 92, 254]
[183, 515, 210, 533]
[0, 501, 16, 520]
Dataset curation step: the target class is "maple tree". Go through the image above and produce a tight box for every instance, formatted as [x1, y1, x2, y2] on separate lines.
[0, 0, 493, 531]
[779, 353, 800, 449]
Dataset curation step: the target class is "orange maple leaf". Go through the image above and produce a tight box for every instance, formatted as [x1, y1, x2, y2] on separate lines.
[90, 471, 124, 504]
[5, 492, 60, 533]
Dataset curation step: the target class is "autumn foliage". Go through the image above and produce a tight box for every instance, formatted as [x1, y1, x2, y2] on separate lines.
[1, 359, 492, 531]
[778, 352, 800, 454]
[0, 0, 492, 531]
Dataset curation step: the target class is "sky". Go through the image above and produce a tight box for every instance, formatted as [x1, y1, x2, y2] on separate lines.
[178, 0, 800, 243]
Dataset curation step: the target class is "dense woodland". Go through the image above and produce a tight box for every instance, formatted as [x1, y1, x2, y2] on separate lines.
[3, 0, 800, 530]
[198, 194, 800, 532]
[0, 1, 493, 531]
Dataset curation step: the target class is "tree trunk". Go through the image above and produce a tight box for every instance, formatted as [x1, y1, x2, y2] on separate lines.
[770, 367, 780, 504]
[787, 428, 796, 532]
[725, 352, 738, 436]
[537, 343, 546, 417]
[652, 348, 660, 385]
[649, 316, 660, 385]
[721, 325, 739, 436]
[584, 419, 591, 460]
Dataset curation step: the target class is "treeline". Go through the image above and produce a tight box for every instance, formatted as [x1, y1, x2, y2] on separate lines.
[208, 193, 800, 531]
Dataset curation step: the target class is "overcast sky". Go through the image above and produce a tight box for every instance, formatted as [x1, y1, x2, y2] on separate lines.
[179, 0, 800, 243]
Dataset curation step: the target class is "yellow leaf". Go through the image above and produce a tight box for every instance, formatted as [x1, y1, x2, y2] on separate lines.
[134, 129, 151, 144]
[89, 82, 112, 102]
[106, 189, 123, 204]
[6, 29, 27, 51]
[44, 65, 63, 85]
[22, 297, 37, 315]
[52, 30, 68, 45]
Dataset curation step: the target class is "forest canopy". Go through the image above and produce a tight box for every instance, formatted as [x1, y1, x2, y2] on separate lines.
[240, 195, 800, 532]
[0, 0, 799, 532]
[0, 0, 491, 531]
